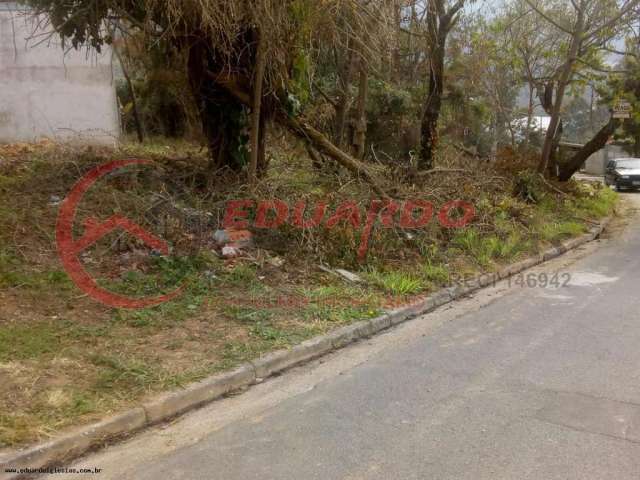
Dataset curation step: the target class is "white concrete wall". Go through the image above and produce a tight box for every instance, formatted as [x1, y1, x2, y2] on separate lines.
[583, 145, 628, 175]
[583, 150, 606, 175]
[0, 4, 120, 145]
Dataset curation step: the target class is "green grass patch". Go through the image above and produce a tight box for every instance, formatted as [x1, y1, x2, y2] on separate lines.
[367, 270, 425, 296]
[0, 252, 73, 291]
[572, 186, 618, 218]
[0, 323, 61, 361]
[421, 262, 450, 286]
[90, 354, 161, 394]
[540, 220, 586, 242]
[223, 305, 276, 324]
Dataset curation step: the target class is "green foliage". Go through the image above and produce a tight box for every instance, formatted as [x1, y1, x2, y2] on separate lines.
[289, 51, 312, 108]
[366, 80, 422, 161]
[27, 0, 112, 51]
[563, 96, 611, 144]
[225, 264, 258, 286]
[107, 254, 209, 299]
[569, 183, 618, 218]
[452, 227, 526, 267]
[540, 221, 585, 242]
[117, 70, 191, 138]
[603, 42, 640, 155]
[421, 263, 451, 286]
[0, 256, 73, 291]
[514, 171, 545, 203]
[367, 270, 425, 296]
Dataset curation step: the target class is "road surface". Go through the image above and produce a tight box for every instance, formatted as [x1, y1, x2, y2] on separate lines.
[56, 194, 640, 480]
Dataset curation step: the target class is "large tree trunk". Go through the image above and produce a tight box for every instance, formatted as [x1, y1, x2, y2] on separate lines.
[419, 34, 445, 171]
[187, 40, 247, 173]
[536, 81, 564, 176]
[557, 118, 619, 182]
[539, 78, 570, 174]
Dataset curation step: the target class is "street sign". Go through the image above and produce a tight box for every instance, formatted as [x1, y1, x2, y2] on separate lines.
[613, 100, 632, 119]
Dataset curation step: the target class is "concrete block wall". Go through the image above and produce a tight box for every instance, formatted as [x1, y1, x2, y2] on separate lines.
[0, 3, 120, 146]
[583, 145, 629, 175]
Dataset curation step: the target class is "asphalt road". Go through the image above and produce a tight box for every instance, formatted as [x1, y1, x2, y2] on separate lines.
[57, 194, 640, 480]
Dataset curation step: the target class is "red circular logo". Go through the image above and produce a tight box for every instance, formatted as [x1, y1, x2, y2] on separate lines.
[56, 159, 183, 309]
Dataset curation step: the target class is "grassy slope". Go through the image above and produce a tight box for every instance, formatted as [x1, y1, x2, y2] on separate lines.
[0, 140, 617, 448]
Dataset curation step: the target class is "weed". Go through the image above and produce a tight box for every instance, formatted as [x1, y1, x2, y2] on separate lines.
[421, 262, 450, 286]
[0, 253, 73, 291]
[60, 392, 98, 418]
[0, 414, 35, 447]
[302, 302, 380, 324]
[367, 270, 425, 296]
[540, 221, 585, 242]
[571, 186, 617, 218]
[452, 229, 492, 266]
[451, 228, 528, 266]
[225, 264, 258, 285]
[249, 323, 290, 343]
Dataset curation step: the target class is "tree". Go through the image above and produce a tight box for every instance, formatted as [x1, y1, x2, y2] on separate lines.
[310, 1, 382, 160]
[29, 0, 390, 195]
[524, 0, 640, 179]
[462, 16, 521, 151]
[504, 0, 565, 152]
[604, 41, 640, 155]
[419, 0, 467, 170]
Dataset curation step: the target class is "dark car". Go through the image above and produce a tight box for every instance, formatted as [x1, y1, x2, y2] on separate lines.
[604, 158, 640, 190]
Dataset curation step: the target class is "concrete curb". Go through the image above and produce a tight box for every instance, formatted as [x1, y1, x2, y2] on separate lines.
[0, 218, 611, 479]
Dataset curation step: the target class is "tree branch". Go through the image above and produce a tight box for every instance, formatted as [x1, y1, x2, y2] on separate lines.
[522, 0, 574, 35]
[584, 0, 640, 41]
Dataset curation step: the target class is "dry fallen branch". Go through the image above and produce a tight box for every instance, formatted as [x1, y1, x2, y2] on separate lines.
[208, 70, 390, 199]
[538, 173, 568, 197]
[280, 114, 390, 199]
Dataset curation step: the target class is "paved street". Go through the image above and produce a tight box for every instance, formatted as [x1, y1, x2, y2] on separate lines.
[58, 195, 640, 480]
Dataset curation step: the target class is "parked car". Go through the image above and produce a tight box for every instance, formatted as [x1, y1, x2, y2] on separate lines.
[604, 158, 640, 190]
